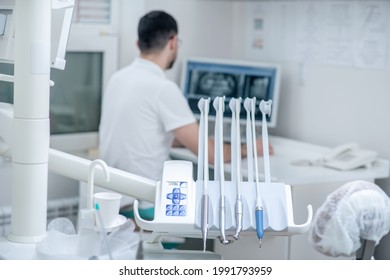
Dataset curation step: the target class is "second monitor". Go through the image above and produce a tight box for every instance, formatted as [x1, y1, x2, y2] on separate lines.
[181, 57, 281, 128]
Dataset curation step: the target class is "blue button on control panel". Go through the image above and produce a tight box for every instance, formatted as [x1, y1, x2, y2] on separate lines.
[164, 181, 188, 217]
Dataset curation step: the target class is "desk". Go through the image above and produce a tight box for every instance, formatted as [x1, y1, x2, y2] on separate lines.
[170, 136, 389, 259]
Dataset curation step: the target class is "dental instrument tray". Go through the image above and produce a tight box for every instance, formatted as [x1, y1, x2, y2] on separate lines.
[134, 164, 312, 238]
[134, 97, 312, 243]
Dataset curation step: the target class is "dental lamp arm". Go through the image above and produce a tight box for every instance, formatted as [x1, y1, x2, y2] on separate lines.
[48, 149, 156, 203]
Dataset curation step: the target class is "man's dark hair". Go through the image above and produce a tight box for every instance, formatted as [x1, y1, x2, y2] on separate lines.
[138, 11, 178, 54]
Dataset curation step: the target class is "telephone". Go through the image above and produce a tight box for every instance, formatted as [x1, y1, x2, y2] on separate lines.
[322, 142, 378, 171]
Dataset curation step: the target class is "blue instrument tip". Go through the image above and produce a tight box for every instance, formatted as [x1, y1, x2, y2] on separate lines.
[255, 209, 264, 240]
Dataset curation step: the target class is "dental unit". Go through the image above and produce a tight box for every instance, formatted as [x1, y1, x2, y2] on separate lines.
[0, 0, 312, 259]
[134, 95, 312, 254]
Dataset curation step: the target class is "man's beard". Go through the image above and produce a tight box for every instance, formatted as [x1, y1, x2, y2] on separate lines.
[166, 58, 176, 69]
[166, 51, 177, 70]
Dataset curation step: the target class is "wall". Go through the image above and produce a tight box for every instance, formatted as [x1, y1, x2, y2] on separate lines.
[231, 1, 390, 181]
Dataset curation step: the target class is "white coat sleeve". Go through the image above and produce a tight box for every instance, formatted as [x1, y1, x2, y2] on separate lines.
[156, 81, 196, 132]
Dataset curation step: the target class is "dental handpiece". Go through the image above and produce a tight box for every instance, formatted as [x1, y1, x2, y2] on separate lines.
[201, 194, 209, 251]
[250, 98, 264, 248]
[229, 98, 243, 240]
[218, 195, 230, 245]
[213, 97, 231, 245]
[255, 205, 264, 248]
[198, 98, 210, 252]
[256, 100, 273, 249]
[233, 196, 243, 240]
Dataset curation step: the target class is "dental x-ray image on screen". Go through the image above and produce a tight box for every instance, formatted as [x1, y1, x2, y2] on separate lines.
[181, 57, 280, 127]
[189, 71, 241, 98]
[246, 76, 270, 101]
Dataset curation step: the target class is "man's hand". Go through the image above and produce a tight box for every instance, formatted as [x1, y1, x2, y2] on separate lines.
[255, 138, 274, 157]
[173, 123, 274, 165]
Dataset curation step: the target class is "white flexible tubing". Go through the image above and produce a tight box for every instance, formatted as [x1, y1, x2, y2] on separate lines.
[260, 101, 272, 183]
[235, 99, 242, 192]
[216, 97, 225, 196]
[201, 98, 210, 193]
[199, 98, 210, 251]
[244, 98, 254, 182]
[204, 100, 209, 191]
[250, 99, 262, 209]
[229, 98, 241, 195]
[197, 99, 205, 181]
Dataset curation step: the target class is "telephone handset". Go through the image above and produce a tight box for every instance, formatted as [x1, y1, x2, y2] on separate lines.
[322, 142, 360, 162]
[322, 142, 378, 171]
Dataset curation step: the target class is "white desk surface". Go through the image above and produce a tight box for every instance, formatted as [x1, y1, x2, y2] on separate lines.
[170, 135, 389, 186]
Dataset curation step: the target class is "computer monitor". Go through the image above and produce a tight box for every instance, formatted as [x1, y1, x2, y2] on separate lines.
[181, 57, 281, 128]
[0, 32, 118, 153]
[49, 51, 103, 145]
[49, 34, 118, 152]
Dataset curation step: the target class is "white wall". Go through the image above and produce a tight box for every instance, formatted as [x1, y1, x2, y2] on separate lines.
[231, 1, 390, 180]
[117, 0, 145, 68]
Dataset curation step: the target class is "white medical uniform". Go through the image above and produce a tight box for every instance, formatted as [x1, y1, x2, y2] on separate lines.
[99, 57, 196, 206]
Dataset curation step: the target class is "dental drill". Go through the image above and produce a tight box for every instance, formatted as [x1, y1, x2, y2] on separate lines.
[229, 98, 243, 240]
[244, 97, 264, 248]
[197, 98, 211, 252]
[213, 96, 231, 245]
[257, 100, 273, 247]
